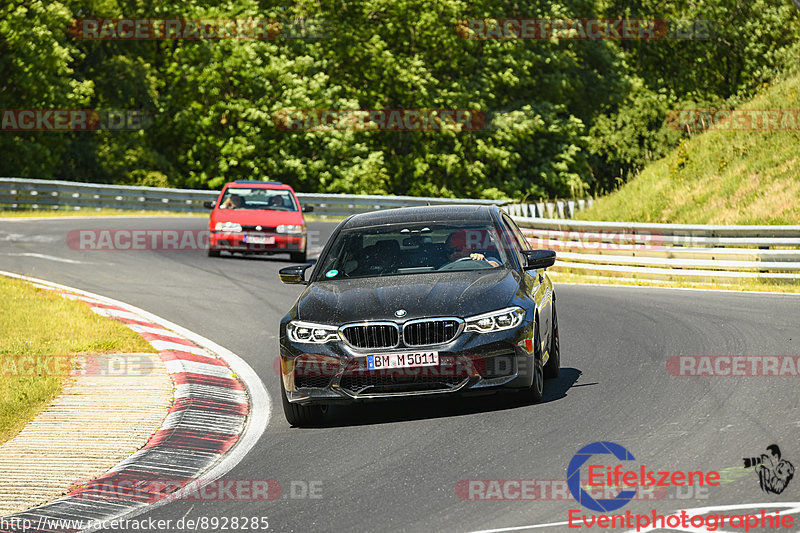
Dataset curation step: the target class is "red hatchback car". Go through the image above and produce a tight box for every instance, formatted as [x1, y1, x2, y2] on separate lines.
[205, 181, 312, 262]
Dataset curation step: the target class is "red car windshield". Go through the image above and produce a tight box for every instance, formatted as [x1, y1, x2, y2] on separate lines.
[218, 188, 298, 211]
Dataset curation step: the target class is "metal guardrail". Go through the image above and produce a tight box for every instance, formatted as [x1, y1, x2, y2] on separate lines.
[2, 178, 797, 283]
[293, 192, 507, 216]
[0, 178, 591, 218]
[0, 178, 218, 213]
[514, 218, 800, 283]
[0, 178, 508, 216]
[505, 200, 593, 219]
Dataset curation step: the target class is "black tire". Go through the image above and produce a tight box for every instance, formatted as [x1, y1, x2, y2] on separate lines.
[544, 301, 560, 379]
[281, 378, 326, 427]
[290, 250, 307, 263]
[517, 326, 544, 404]
[207, 247, 221, 257]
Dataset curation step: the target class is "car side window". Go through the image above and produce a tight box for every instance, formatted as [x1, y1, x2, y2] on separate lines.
[502, 213, 532, 251]
[498, 215, 526, 266]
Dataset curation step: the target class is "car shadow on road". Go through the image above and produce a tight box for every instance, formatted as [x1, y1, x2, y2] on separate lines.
[215, 253, 308, 263]
[541, 367, 585, 404]
[212, 249, 323, 263]
[311, 367, 583, 428]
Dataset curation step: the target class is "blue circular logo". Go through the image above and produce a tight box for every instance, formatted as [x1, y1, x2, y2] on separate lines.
[394, 309, 407, 318]
[567, 441, 638, 513]
[325, 269, 338, 278]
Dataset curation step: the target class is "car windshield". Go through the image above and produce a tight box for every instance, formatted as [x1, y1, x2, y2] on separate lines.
[218, 188, 297, 211]
[315, 223, 511, 280]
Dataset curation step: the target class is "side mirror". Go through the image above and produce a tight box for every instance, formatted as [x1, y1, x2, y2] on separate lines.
[302, 204, 314, 213]
[279, 264, 313, 285]
[523, 250, 556, 270]
[203, 200, 215, 209]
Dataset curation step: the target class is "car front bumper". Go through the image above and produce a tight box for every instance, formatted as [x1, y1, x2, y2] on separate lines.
[210, 231, 305, 253]
[279, 323, 537, 405]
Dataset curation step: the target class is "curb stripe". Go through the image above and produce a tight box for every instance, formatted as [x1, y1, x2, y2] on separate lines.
[173, 383, 248, 403]
[169, 397, 249, 416]
[138, 332, 197, 347]
[116, 317, 174, 329]
[125, 324, 173, 336]
[158, 350, 228, 367]
[89, 307, 143, 321]
[160, 411, 245, 434]
[171, 372, 245, 390]
[146, 340, 207, 356]
[142, 429, 240, 454]
[0, 271, 269, 533]
[163, 360, 235, 378]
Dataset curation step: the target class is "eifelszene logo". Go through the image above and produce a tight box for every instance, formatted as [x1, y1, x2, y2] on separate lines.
[743, 444, 795, 495]
[567, 441, 721, 512]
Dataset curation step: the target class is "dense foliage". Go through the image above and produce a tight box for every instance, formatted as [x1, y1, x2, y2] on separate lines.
[1, 0, 798, 199]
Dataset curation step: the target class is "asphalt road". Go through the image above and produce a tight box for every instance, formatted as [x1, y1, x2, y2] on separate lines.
[2, 216, 800, 533]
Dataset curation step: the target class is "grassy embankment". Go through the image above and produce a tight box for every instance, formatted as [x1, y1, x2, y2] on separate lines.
[557, 73, 800, 292]
[578, 73, 800, 224]
[0, 277, 154, 444]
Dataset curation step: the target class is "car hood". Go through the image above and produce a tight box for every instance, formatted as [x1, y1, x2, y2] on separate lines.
[296, 269, 521, 324]
[210, 209, 303, 227]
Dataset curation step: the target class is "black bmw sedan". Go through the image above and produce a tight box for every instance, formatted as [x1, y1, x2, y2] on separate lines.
[278, 205, 559, 426]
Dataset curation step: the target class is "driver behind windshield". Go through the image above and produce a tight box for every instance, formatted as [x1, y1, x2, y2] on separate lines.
[444, 229, 501, 267]
[221, 193, 245, 209]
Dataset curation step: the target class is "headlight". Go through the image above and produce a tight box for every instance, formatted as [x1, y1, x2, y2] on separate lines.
[465, 307, 525, 333]
[277, 224, 305, 234]
[287, 321, 339, 343]
[215, 222, 242, 232]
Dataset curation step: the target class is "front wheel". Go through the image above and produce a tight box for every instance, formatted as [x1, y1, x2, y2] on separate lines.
[516, 327, 544, 404]
[281, 378, 326, 427]
[207, 247, 221, 257]
[290, 250, 307, 263]
[544, 302, 560, 379]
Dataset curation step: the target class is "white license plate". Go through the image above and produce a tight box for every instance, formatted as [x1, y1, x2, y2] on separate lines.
[245, 235, 275, 244]
[366, 352, 438, 370]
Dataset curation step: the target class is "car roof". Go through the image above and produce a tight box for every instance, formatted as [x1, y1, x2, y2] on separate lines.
[341, 205, 497, 229]
[224, 181, 293, 190]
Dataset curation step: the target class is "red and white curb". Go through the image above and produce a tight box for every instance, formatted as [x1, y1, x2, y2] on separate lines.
[0, 271, 269, 533]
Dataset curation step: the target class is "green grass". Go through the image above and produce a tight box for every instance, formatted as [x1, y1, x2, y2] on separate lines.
[579, 72, 800, 224]
[549, 270, 800, 294]
[0, 277, 154, 445]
